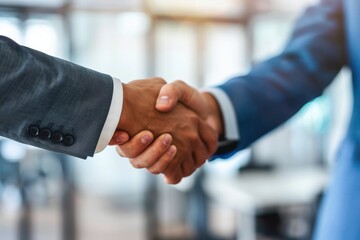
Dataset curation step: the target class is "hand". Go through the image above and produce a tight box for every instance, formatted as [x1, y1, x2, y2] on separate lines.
[156, 80, 223, 136]
[114, 78, 218, 184]
[113, 80, 223, 184]
[110, 130, 177, 175]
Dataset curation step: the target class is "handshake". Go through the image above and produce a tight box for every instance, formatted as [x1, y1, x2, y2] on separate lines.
[108, 78, 224, 184]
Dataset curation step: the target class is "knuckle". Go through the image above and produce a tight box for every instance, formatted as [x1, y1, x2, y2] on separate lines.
[163, 154, 174, 165]
[126, 152, 137, 159]
[168, 178, 181, 185]
[148, 168, 161, 175]
[183, 170, 194, 178]
[174, 79, 185, 86]
[182, 168, 192, 178]
[164, 172, 181, 184]
[210, 140, 218, 154]
[154, 77, 166, 84]
[209, 134, 219, 154]
[195, 158, 206, 168]
[127, 152, 137, 159]
[188, 114, 199, 125]
[118, 147, 136, 158]
[129, 159, 144, 169]
[189, 133, 199, 143]
[116, 147, 125, 157]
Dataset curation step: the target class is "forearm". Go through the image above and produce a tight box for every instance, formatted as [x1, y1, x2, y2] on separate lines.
[217, 0, 346, 154]
[202, 92, 224, 137]
[95, 77, 123, 153]
[0, 36, 114, 158]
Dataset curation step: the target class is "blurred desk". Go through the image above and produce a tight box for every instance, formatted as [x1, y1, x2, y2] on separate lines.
[203, 167, 329, 240]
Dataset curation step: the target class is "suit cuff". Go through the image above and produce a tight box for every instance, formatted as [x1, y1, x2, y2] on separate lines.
[203, 88, 240, 141]
[95, 77, 123, 153]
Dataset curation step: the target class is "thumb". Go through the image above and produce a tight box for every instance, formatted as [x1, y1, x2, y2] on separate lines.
[155, 83, 179, 112]
[155, 80, 207, 119]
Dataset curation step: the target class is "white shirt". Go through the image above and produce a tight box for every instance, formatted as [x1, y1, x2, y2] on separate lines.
[203, 88, 239, 142]
[95, 77, 123, 152]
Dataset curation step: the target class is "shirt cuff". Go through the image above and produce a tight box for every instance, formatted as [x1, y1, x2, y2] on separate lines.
[203, 88, 240, 141]
[95, 77, 123, 153]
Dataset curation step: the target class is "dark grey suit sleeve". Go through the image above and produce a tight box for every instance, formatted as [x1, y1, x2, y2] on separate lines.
[0, 36, 114, 159]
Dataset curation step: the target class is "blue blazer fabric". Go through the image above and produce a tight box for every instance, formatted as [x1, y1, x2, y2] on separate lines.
[216, 0, 360, 239]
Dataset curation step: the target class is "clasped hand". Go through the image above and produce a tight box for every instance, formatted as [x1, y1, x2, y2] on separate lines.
[109, 78, 223, 184]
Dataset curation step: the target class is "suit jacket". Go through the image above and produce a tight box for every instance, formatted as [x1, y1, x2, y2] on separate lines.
[216, 0, 360, 239]
[0, 36, 113, 159]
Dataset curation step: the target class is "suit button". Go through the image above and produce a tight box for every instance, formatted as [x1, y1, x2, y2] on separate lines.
[63, 135, 75, 146]
[39, 128, 52, 140]
[51, 132, 63, 143]
[28, 125, 40, 137]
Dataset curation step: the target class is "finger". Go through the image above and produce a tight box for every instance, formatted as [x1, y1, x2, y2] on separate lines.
[115, 130, 154, 158]
[146, 145, 177, 174]
[163, 165, 183, 185]
[156, 80, 207, 119]
[198, 119, 219, 156]
[162, 153, 190, 184]
[109, 131, 129, 145]
[190, 132, 209, 169]
[180, 153, 197, 178]
[128, 134, 173, 169]
[181, 120, 217, 170]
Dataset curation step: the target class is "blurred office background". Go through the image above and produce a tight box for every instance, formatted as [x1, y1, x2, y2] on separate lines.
[0, 0, 352, 239]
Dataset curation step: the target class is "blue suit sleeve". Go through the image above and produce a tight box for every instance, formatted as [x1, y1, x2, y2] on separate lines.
[214, 0, 347, 159]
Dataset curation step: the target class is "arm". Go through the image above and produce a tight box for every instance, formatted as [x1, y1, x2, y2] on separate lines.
[0, 36, 218, 174]
[114, 0, 346, 175]
[0, 36, 114, 158]
[0, 36, 217, 180]
[216, 0, 346, 157]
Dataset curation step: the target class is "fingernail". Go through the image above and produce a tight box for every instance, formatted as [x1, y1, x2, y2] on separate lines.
[167, 145, 176, 157]
[141, 134, 152, 144]
[158, 96, 170, 105]
[116, 133, 127, 142]
[162, 134, 172, 146]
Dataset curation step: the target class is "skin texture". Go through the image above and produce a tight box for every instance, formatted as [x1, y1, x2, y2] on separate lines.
[112, 80, 223, 184]
[113, 78, 218, 184]
[155, 80, 223, 136]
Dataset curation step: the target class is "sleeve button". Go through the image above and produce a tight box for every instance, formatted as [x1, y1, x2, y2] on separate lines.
[39, 128, 52, 140]
[28, 125, 40, 137]
[63, 135, 75, 146]
[51, 132, 63, 143]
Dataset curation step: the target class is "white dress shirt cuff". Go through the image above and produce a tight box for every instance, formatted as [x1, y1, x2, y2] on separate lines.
[95, 77, 123, 153]
[203, 88, 240, 141]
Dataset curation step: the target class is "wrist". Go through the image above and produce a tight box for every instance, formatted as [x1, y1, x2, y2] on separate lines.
[118, 83, 136, 131]
[117, 81, 159, 137]
[202, 92, 224, 137]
